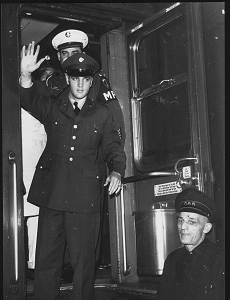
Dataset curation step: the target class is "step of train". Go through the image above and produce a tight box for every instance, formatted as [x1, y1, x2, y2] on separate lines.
[26, 283, 158, 300]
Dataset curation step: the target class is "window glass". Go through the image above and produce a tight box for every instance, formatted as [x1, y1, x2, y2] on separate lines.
[131, 13, 191, 170]
[137, 15, 188, 94]
[141, 81, 191, 166]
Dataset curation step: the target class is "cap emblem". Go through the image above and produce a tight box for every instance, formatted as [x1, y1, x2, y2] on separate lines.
[65, 31, 71, 38]
[79, 57, 84, 62]
[183, 201, 196, 207]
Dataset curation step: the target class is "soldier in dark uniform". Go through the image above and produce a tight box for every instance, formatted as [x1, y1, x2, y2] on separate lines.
[49, 29, 126, 272]
[47, 29, 125, 147]
[156, 188, 225, 300]
[19, 41, 126, 300]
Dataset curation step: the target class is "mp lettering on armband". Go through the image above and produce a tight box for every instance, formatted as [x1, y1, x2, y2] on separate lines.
[103, 90, 117, 101]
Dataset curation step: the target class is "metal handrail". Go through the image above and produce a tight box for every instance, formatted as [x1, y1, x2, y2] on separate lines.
[120, 185, 131, 276]
[174, 157, 198, 173]
[9, 152, 19, 283]
[114, 192, 122, 282]
[122, 171, 177, 184]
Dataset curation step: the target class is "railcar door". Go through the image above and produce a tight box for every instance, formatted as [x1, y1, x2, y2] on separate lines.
[127, 1, 214, 194]
[108, 2, 216, 286]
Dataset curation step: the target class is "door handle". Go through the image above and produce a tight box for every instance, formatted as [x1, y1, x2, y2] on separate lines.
[174, 157, 198, 187]
[8, 152, 19, 283]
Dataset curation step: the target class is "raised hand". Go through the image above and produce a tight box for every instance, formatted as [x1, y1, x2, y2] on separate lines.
[20, 41, 48, 77]
[20, 41, 49, 87]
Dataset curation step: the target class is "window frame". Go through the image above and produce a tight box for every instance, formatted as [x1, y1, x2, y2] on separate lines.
[128, 4, 193, 172]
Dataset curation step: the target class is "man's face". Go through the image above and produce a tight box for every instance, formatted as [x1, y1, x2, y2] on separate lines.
[40, 67, 54, 82]
[177, 212, 212, 250]
[67, 76, 93, 100]
[57, 47, 82, 64]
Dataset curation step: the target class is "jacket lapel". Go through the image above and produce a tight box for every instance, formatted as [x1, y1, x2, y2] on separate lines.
[79, 97, 96, 119]
[57, 88, 75, 119]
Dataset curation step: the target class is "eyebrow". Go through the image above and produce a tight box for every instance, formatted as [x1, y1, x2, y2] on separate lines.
[177, 216, 199, 221]
[188, 217, 198, 220]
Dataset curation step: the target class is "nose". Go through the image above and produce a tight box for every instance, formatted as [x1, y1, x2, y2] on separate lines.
[77, 78, 84, 87]
[181, 220, 188, 230]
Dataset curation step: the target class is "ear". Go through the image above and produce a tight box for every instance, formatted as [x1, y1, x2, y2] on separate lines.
[90, 77, 93, 87]
[57, 52, 61, 61]
[203, 222, 212, 234]
[65, 73, 69, 85]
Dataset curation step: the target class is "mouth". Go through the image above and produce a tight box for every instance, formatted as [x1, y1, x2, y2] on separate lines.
[180, 232, 189, 237]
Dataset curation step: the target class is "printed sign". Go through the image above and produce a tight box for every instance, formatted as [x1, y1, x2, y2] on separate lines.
[154, 181, 182, 197]
[182, 166, 191, 179]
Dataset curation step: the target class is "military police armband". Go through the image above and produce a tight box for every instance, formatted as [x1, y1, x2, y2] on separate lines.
[97, 70, 119, 103]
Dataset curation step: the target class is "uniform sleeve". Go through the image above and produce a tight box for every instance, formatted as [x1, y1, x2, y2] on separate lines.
[90, 71, 126, 148]
[19, 81, 51, 124]
[101, 109, 126, 178]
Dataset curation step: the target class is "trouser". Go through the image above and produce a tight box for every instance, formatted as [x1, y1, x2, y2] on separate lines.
[34, 207, 100, 300]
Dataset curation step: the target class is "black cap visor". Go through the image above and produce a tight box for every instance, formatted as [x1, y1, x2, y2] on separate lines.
[178, 207, 212, 222]
[58, 42, 83, 51]
[65, 68, 95, 77]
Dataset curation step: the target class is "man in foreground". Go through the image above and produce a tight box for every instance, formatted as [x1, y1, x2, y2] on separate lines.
[156, 188, 225, 300]
[49, 29, 126, 272]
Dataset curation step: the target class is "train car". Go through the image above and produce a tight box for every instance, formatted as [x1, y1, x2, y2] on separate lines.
[2, 2, 224, 299]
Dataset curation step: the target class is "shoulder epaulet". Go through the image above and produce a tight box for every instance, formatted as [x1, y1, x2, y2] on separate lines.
[98, 70, 106, 77]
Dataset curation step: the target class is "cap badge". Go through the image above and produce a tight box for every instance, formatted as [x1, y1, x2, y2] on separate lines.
[183, 201, 196, 206]
[79, 57, 84, 62]
[65, 31, 71, 38]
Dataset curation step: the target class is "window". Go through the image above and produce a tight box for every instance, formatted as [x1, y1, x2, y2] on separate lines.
[130, 12, 192, 171]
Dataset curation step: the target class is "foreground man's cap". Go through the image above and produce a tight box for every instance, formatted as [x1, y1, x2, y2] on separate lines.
[62, 53, 100, 77]
[175, 188, 217, 223]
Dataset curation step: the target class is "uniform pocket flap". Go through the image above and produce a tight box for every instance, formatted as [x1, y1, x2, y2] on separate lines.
[85, 121, 103, 133]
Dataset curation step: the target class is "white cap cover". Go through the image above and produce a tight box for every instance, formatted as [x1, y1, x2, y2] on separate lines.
[52, 29, 88, 50]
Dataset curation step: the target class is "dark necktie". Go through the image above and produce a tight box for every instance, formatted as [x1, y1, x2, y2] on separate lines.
[73, 102, 80, 116]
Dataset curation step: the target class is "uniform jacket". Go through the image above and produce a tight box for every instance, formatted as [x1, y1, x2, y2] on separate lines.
[156, 238, 225, 300]
[46, 69, 126, 147]
[19, 82, 126, 213]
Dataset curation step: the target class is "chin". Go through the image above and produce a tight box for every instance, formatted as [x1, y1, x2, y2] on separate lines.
[180, 236, 190, 244]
